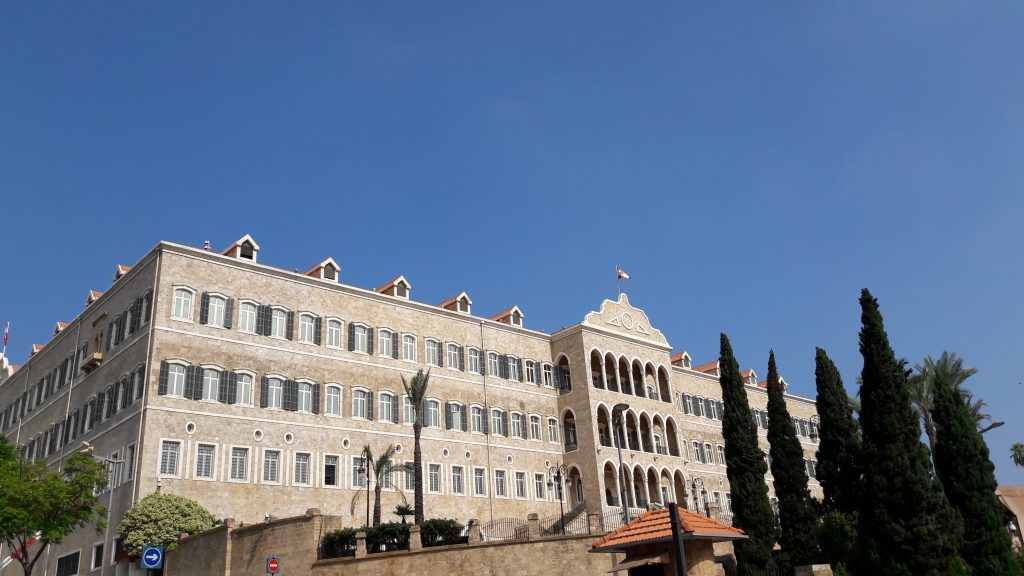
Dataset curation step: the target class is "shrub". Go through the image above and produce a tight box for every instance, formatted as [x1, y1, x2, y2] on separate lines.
[321, 528, 358, 558]
[420, 518, 466, 547]
[118, 493, 218, 555]
[365, 522, 409, 553]
[944, 556, 973, 576]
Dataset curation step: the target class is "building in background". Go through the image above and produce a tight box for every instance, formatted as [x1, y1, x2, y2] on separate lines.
[0, 235, 821, 576]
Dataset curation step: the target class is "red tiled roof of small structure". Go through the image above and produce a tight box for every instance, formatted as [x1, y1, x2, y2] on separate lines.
[117, 264, 131, 274]
[489, 306, 520, 321]
[693, 361, 719, 374]
[375, 275, 406, 293]
[591, 507, 745, 551]
[89, 290, 104, 300]
[757, 380, 768, 388]
[438, 292, 470, 308]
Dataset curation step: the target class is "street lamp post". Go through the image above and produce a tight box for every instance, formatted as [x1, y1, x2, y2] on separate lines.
[547, 463, 568, 534]
[612, 403, 631, 524]
[979, 420, 1005, 434]
[358, 450, 370, 527]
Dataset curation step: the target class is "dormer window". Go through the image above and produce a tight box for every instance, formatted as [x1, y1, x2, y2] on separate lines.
[458, 297, 470, 313]
[222, 235, 260, 262]
[376, 276, 411, 299]
[307, 258, 341, 282]
[396, 283, 408, 298]
[240, 242, 254, 260]
[439, 292, 472, 314]
[511, 310, 522, 326]
[323, 264, 336, 281]
[489, 306, 523, 327]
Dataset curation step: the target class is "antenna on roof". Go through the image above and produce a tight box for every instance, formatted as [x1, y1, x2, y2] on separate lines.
[203, 240, 211, 251]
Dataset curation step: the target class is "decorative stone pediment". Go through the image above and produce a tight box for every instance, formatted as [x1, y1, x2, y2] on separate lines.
[583, 293, 669, 346]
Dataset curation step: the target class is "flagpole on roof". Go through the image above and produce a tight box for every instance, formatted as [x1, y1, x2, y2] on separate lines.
[2, 321, 8, 359]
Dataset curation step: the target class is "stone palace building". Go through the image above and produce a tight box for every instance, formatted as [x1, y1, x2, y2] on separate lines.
[0, 235, 821, 576]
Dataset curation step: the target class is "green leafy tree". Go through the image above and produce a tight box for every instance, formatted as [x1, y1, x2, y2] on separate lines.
[930, 359, 1020, 575]
[765, 350, 820, 571]
[401, 369, 431, 524]
[718, 334, 777, 576]
[394, 504, 413, 524]
[119, 493, 218, 555]
[908, 352, 978, 455]
[0, 438, 109, 576]
[1012, 443, 1024, 467]
[350, 444, 413, 526]
[814, 348, 862, 515]
[855, 289, 960, 576]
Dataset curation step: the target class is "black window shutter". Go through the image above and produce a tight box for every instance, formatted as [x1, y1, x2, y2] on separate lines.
[284, 380, 298, 411]
[366, 328, 374, 355]
[199, 292, 210, 325]
[312, 384, 320, 414]
[255, 305, 266, 335]
[185, 365, 202, 400]
[555, 366, 565, 390]
[223, 298, 234, 329]
[120, 379, 130, 410]
[502, 411, 509, 436]
[105, 321, 113, 351]
[517, 358, 525, 382]
[348, 323, 356, 351]
[130, 297, 142, 333]
[460, 407, 468, 431]
[391, 333, 399, 359]
[499, 356, 509, 379]
[437, 343, 444, 368]
[119, 313, 128, 341]
[218, 371, 230, 403]
[226, 372, 237, 404]
[458, 346, 466, 371]
[482, 406, 489, 434]
[445, 402, 453, 430]
[260, 377, 269, 408]
[366, 391, 374, 421]
[313, 316, 322, 345]
[144, 290, 153, 321]
[285, 311, 295, 340]
[390, 394, 398, 423]
[261, 305, 273, 335]
[158, 361, 169, 395]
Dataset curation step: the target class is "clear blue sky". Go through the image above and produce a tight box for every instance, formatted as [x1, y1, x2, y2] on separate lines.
[2, 3, 1022, 482]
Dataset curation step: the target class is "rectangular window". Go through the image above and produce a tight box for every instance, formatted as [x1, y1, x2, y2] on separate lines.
[405, 463, 415, 491]
[429, 463, 441, 493]
[267, 378, 283, 409]
[404, 396, 415, 424]
[353, 457, 367, 488]
[294, 453, 310, 485]
[263, 450, 280, 483]
[515, 471, 527, 498]
[239, 303, 257, 332]
[548, 419, 559, 442]
[298, 383, 313, 412]
[488, 353, 499, 375]
[92, 544, 104, 570]
[299, 315, 315, 343]
[494, 470, 507, 497]
[237, 374, 253, 405]
[543, 364, 554, 387]
[353, 390, 368, 419]
[270, 309, 287, 338]
[354, 325, 369, 353]
[56, 551, 79, 576]
[403, 335, 417, 361]
[379, 394, 394, 422]
[195, 444, 215, 479]
[327, 320, 343, 347]
[447, 344, 460, 369]
[530, 416, 541, 440]
[474, 468, 486, 496]
[324, 455, 338, 487]
[451, 466, 464, 494]
[491, 410, 505, 436]
[230, 447, 248, 481]
[450, 404, 463, 431]
[692, 441, 703, 464]
[172, 289, 193, 320]
[511, 413, 525, 439]
[325, 386, 341, 416]
[471, 406, 484, 433]
[526, 361, 536, 384]
[159, 441, 180, 476]
[535, 473, 546, 499]
[425, 340, 440, 366]
[202, 369, 219, 401]
[426, 401, 440, 428]
[508, 357, 520, 381]
[126, 444, 135, 480]
[378, 330, 393, 356]
[717, 445, 726, 466]
[468, 349, 482, 374]
[208, 296, 226, 327]
[167, 365, 186, 396]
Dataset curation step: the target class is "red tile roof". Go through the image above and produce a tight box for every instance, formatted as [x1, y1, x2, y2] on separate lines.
[670, 352, 688, 363]
[89, 290, 104, 300]
[438, 292, 471, 308]
[591, 507, 745, 552]
[375, 275, 409, 293]
[693, 361, 719, 374]
[489, 306, 522, 322]
[117, 264, 131, 274]
[756, 380, 768, 389]
[10, 365, 19, 373]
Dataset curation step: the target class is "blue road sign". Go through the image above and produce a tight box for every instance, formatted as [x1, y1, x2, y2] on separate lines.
[139, 545, 164, 569]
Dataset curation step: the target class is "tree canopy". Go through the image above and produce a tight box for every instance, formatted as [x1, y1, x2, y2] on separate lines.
[0, 436, 109, 576]
[118, 493, 218, 555]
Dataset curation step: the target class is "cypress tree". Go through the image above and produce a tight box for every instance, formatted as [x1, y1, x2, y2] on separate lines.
[719, 333, 778, 576]
[814, 347, 862, 515]
[856, 289, 960, 576]
[931, 359, 1020, 575]
[765, 350, 820, 572]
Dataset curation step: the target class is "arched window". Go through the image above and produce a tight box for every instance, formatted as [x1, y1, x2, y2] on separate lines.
[167, 364, 186, 396]
[379, 392, 397, 423]
[327, 319, 343, 347]
[236, 373, 253, 405]
[202, 369, 220, 401]
[563, 411, 578, 451]
[325, 386, 341, 416]
[172, 288, 194, 320]
[266, 377, 283, 409]
[299, 314, 316, 343]
[425, 400, 440, 428]
[403, 335, 417, 361]
[297, 382, 314, 412]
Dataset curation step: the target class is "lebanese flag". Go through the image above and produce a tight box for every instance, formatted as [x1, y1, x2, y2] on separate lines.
[3, 321, 8, 347]
[616, 267, 630, 280]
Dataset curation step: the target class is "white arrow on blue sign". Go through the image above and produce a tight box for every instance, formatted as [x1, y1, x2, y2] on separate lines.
[139, 545, 164, 569]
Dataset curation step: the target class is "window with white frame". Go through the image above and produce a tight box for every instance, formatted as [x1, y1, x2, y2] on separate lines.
[451, 466, 464, 494]
[159, 440, 181, 475]
[425, 400, 440, 428]
[515, 471, 527, 498]
[167, 364, 186, 396]
[494, 470, 507, 497]
[535, 473, 547, 499]
[270, 309, 288, 338]
[353, 325, 369, 353]
[547, 418, 559, 442]
[429, 463, 441, 493]
[202, 369, 219, 401]
[471, 406, 484, 433]
[474, 468, 486, 496]
[294, 453, 311, 485]
[491, 409, 506, 436]
[91, 544, 104, 570]
[526, 361, 536, 384]
[379, 463, 393, 489]
[352, 389, 369, 419]
[447, 344, 460, 369]
[450, 403, 464, 431]
[511, 413, 526, 439]
[404, 396, 415, 424]
[230, 447, 248, 480]
[172, 288, 193, 320]
[425, 339, 440, 366]
[468, 348, 482, 374]
[299, 314, 315, 343]
[692, 441, 703, 464]
[323, 455, 339, 487]
[379, 392, 395, 422]
[208, 295, 226, 327]
[55, 551, 79, 576]
[236, 373, 253, 405]
[402, 334, 417, 361]
[378, 329, 394, 357]
[297, 382, 313, 412]
[508, 357, 520, 381]
[327, 319, 343, 347]
[530, 415, 541, 439]
[352, 456, 367, 488]
[717, 445, 726, 466]
[195, 444, 215, 479]
[266, 377, 283, 409]
[704, 443, 714, 464]
[263, 450, 280, 483]
[405, 463, 415, 491]
[543, 364, 554, 387]
[487, 353, 499, 375]
[325, 386, 341, 416]
[239, 302, 257, 332]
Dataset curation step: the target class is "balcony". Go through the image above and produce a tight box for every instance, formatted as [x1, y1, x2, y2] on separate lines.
[81, 353, 103, 373]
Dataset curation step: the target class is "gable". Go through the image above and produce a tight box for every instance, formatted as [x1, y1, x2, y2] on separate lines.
[582, 293, 669, 347]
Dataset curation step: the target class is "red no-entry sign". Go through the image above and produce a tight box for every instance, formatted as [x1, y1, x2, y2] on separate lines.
[267, 557, 280, 574]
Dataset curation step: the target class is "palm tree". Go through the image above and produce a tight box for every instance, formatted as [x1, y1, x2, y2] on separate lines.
[350, 444, 413, 526]
[394, 503, 413, 524]
[1011, 443, 1024, 468]
[908, 352, 978, 455]
[402, 369, 431, 524]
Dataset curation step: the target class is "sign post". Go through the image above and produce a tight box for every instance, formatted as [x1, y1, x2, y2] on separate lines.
[139, 546, 164, 571]
[266, 556, 280, 574]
